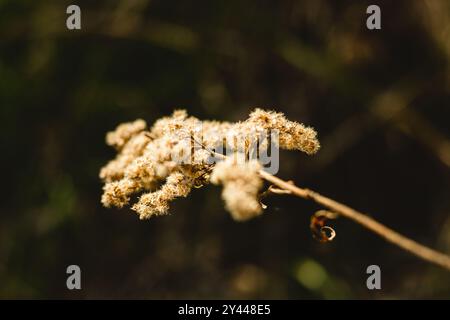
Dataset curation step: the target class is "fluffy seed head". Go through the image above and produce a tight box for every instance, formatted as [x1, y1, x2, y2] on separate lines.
[210, 156, 263, 221]
[99, 108, 320, 220]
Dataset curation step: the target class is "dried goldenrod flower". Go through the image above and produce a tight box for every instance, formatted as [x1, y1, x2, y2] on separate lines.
[249, 108, 320, 154]
[210, 156, 263, 221]
[99, 109, 320, 220]
[132, 172, 194, 219]
[106, 119, 147, 149]
[100, 132, 152, 182]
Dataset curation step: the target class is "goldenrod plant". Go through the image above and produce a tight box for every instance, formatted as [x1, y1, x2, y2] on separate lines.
[100, 109, 450, 271]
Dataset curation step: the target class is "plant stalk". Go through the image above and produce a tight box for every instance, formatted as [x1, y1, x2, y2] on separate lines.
[259, 170, 450, 271]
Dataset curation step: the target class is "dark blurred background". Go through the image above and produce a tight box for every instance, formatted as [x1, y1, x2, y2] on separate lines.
[1, 0, 450, 299]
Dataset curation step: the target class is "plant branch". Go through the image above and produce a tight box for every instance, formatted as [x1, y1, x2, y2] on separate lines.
[258, 169, 450, 271]
[191, 134, 450, 271]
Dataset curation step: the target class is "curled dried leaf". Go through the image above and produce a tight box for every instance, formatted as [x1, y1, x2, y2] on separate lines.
[310, 210, 338, 243]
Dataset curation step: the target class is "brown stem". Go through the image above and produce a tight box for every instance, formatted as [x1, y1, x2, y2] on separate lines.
[258, 170, 450, 271]
[190, 136, 450, 270]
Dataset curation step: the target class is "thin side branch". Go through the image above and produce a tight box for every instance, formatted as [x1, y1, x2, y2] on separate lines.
[258, 170, 450, 271]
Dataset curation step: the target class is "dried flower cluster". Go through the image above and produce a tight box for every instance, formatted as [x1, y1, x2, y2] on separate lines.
[210, 157, 263, 221]
[100, 109, 320, 221]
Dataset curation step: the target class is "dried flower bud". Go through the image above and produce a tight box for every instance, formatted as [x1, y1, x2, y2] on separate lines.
[132, 172, 193, 219]
[99, 132, 151, 182]
[210, 156, 263, 221]
[249, 108, 320, 154]
[106, 119, 147, 149]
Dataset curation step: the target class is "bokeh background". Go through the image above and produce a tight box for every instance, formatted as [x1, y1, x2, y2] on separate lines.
[1, 0, 450, 299]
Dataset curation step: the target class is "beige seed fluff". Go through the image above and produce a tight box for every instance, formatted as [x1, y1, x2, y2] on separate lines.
[210, 156, 263, 221]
